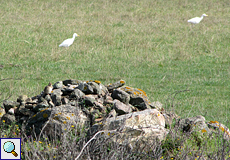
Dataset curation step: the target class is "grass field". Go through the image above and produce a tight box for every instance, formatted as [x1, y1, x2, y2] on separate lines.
[0, 0, 230, 127]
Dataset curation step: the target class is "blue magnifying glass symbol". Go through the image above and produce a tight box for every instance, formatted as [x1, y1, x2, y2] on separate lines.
[3, 141, 18, 157]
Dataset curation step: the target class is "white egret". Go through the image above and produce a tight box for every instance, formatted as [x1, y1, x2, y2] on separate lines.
[59, 33, 79, 47]
[187, 14, 208, 24]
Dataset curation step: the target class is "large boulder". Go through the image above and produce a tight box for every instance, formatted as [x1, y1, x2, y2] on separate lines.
[26, 105, 90, 138]
[88, 109, 167, 149]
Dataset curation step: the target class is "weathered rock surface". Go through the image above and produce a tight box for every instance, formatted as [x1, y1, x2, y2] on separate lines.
[0, 78, 229, 146]
[207, 120, 230, 140]
[113, 99, 132, 115]
[88, 109, 167, 149]
[111, 89, 130, 105]
[1, 113, 16, 124]
[176, 115, 210, 133]
[26, 105, 89, 138]
[3, 101, 20, 113]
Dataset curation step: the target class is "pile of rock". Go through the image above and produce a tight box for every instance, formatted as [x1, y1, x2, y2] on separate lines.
[0, 79, 229, 144]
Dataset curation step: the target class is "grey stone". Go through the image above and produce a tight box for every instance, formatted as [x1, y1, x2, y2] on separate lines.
[3, 100, 20, 113]
[77, 82, 94, 94]
[177, 115, 210, 133]
[111, 89, 130, 104]
[63, 79, 82, 86]
[106, 80, 126, 92]
[51, 89, 62, 106]
[53, 81, 63, 89]
[84, 95, 96, 106]
[34, 101, 50, 112]
[70, 89, 85, 99]
[61, 97, 69, 104]
[18, 106, 34, 116]
[113, 99, 132, 115]
[26, 105, 89, 138]
[87, 81, 102, 95]
[129, 97, 150, 110]
[98, 83, 109, 96]
[1, 113, 16, 124]
[88, 109, 167, 149]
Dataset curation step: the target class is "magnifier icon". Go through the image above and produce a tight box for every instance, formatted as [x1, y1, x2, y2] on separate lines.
[3, 141, 18, 157]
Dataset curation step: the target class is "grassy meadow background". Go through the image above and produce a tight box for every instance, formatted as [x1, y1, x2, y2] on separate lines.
[0, 0, 229, 127]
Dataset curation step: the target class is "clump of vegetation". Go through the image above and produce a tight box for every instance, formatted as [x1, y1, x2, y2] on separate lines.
[1, 117, 230, 159]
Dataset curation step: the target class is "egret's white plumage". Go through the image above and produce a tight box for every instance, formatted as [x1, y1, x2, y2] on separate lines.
[59, 33, 79, 47]
[187, 14, 208, 24]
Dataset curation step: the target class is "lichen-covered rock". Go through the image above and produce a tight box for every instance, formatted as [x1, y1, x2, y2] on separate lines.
[129, 97, 150, 110]
[53, 81, 63, 89]
[51, 89, 62, 106]
[26, 105, 89, 138]
[177, 115, 210, 134]
[103, 95, 114, 105]
[89, 109, 166, 147]
[87, 81, 102, 95]
[26, 108, 52, 135]
[3, 100, 20, 113]
[70, 89, 85, 99]
[34, 100, 50, 112]
[18, 106, 34, 116]
[106, 80, 126, 92]
[1, 79, 169, 143]
[62, 79, 82, 86]
[111, 89, 130, 105]
[77, 82, 94, 94]
[113, 99, 132, 115]
[1, 113, 16, 124]
[120, 86, 151, 110]
[98, 83, 109, 96]
[207, 121, 230, 140]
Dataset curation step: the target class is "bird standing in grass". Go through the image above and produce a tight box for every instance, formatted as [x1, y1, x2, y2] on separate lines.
[59, 33, 79, 47]
[187, 14, 208, 24]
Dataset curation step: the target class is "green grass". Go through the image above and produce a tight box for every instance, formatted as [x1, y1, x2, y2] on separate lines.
[0, 0, 230, 128]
